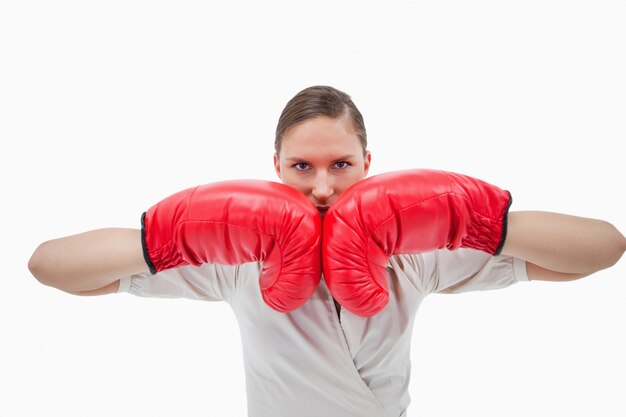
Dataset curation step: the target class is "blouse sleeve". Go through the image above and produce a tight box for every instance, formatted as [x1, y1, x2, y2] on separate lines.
[117, 261, 262, 303]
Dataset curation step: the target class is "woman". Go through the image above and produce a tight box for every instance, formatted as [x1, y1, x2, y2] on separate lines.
[28, 86, 625, 417]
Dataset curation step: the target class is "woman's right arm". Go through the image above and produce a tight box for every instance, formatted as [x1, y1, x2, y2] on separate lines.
[28, 228, 149, 295]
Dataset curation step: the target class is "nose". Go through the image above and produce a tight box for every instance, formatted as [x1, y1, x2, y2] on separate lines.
[311, 172, 334, 204]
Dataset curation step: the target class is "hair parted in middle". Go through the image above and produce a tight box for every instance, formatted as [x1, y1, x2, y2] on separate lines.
[274, 86, 367, 156]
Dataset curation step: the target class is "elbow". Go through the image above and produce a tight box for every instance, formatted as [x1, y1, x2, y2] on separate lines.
[600, 222, 626, 270]
[28, 242, 56, 288]
[29, 242, 76, 294]
[28, 244, 42, 280]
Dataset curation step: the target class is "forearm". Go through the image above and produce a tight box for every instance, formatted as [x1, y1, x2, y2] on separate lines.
[28, 228, 149, 293]
[500, 211, 626, 274]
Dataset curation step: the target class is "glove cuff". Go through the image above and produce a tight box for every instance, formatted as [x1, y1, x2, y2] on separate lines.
[462, 189, 512, 255]
[494, 190, 512, 256]
[141, 212, 157, 275]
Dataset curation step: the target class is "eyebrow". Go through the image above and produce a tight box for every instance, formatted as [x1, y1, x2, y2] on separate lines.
[285, 154, 356, 163]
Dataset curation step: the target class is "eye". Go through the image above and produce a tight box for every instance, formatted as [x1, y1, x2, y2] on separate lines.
[293, 162, 309, 171]
[335, 161, 351, 169]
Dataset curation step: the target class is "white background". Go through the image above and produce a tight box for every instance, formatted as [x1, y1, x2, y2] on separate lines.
[1, 1, 625, 416]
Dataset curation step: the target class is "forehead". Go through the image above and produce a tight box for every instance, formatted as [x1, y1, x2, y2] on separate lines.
[280, 116, 361, 158]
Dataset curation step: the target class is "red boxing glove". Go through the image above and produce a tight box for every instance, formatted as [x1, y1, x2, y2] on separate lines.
[322, 169, 512, 317]
[142, 180, 322, 313]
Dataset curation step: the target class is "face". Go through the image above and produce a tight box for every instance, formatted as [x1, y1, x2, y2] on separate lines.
[274, 116, 371, 218]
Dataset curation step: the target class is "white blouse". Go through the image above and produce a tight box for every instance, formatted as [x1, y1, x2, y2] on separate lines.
[118, 248, 528, 417]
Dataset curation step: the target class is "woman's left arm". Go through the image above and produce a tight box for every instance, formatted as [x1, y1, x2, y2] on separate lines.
[500, 211, 626, 281]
